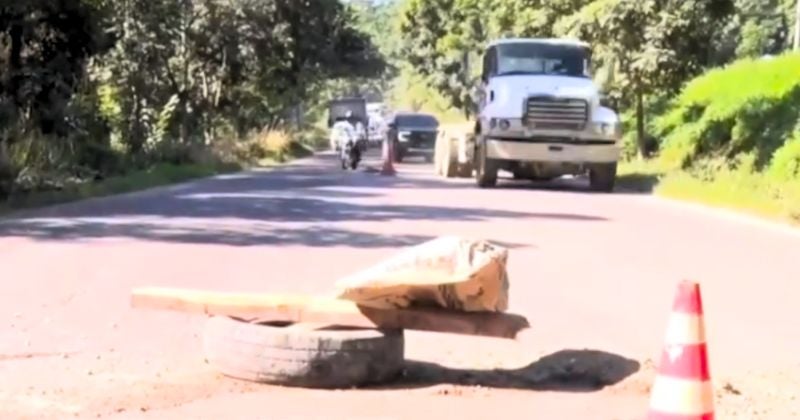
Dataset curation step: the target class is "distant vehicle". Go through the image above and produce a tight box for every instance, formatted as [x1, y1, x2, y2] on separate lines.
[366, 112, 386, 145]
[366, 102, 389, 145]
[386, 112, 439, 163]
[328, 97, 368, 152]
[367, 102, 388, 116]
[437, 37, 622, 191]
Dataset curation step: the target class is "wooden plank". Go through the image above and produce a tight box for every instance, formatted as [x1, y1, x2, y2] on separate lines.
[130, 287, 530, 339]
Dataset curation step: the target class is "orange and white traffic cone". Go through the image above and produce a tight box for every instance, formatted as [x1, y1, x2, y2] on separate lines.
[380, 137, 396, 176]
[648, 280, 715, 420]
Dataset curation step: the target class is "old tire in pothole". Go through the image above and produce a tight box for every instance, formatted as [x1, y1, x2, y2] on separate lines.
[202, 316, 405, 389]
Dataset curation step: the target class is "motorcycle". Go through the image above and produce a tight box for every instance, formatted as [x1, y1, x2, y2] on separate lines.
[340, 137, 361, 170]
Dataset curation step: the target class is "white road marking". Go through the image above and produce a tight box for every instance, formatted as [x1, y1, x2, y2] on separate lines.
[643, 194, 800, 239]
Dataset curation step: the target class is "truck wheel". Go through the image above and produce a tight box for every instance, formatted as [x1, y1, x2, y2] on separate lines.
[203, 317, 405, 389]
[433, 139, 444, 175]
[457, 134, 475, 177]
[474, 138, 498, 188]
[589, 163, 617, 192]
[442, 139, 458, 178]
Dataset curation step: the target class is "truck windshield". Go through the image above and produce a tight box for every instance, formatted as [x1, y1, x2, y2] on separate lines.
[329, 99, 367, 121]
[395, 114, 438, 128]
[495, 42, 589, 78]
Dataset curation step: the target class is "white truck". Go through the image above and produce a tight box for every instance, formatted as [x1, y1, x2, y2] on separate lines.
[435, 38, 622, 192]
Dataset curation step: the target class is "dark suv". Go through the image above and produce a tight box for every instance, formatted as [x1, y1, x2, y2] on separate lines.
[386, 112, 439, 163]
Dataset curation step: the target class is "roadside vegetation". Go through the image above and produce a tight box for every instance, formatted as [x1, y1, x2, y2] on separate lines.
[622, 53, 800, 223]
[0, 1, 384, 211]
[374, 0, 800, 225]
[3, 0, 799, 224]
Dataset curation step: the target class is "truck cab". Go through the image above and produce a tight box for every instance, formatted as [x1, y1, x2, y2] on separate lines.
[472, 38, 621, 191]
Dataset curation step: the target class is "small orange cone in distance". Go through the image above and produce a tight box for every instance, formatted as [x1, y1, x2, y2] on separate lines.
[380, 138, 396, 176]
[648, 280, 715, 420]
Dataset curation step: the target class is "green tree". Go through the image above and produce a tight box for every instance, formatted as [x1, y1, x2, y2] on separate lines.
[557, 0, 735, 158]
[99, 0, 385, 159]
[400, 0, 488, 118]
[490, 0, 591, 38]
[0, 0, 112, 195]
[1, 0, 385, 197]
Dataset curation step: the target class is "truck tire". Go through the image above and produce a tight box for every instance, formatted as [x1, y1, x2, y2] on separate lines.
[474, 137, 498, 188]
[203, 317, 405, 389]
[589, 162, 617, 192]
[433, 134, 445, 175]
[457, 134, 475, 177]
[442, 139, 458, 178]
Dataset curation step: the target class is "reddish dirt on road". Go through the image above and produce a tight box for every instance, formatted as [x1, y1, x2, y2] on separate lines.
[1, 151, 799, 419]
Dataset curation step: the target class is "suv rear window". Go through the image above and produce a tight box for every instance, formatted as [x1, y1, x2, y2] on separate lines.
[395, 114, 439, 127]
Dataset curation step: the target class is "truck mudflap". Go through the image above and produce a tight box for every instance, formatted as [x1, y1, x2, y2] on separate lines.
[485, 138, 620, 164]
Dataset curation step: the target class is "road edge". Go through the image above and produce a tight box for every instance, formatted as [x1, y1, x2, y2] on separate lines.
[0, 152, 323, 221]
[618, 186, 800, 239]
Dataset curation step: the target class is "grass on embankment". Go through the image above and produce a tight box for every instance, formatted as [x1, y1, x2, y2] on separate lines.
[618, 53, 800, 227]
[618, 160, 800, 226]
[0, 128, 322, 215]
[0, 162, 242, 214]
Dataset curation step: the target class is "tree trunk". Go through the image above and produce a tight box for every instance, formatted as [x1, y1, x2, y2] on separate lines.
[794, 0, 800, 51]
[0, 141, 14, 199]
[179, 92, 189, 145]
[636, 90, 647, 159]
[9, 22, 23, 108]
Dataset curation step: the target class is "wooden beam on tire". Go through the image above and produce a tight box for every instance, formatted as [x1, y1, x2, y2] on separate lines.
[131, 287, 530, 339]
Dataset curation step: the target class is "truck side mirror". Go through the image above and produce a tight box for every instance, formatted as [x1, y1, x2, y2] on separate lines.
[471, 87, 482, 104]
[599, 95, 617, 112]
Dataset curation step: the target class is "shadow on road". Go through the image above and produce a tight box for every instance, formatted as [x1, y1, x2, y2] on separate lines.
[384, 349, 641, 393]
[0, 222, 439, 248]
[0, 153, 611, 246]
[615, 173, 660, 193]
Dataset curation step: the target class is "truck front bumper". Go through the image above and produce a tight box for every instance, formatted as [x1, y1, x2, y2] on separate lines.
[486, 138, 620, 164]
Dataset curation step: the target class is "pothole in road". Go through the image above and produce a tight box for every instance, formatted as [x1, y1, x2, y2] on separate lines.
[397, 349, 642, 392]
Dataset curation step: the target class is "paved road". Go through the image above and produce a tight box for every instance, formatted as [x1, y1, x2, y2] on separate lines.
[1, 151, 799, 419]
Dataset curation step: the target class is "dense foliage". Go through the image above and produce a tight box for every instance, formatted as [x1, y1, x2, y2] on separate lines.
[2, 0, 799, 207]
[0, 0, 384, 197]
[397, 0, 798, 157]
[655, 53, 800, 175]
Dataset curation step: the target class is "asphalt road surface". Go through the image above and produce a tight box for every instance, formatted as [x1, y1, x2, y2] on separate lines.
[1, 150, 799, 419]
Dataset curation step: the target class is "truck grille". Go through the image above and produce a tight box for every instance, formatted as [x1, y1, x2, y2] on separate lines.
[524, 96, 589, 131]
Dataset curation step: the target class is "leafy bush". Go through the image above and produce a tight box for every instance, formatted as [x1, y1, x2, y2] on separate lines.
[654, 53, 800, 169]
[768, 130, 800, 181]
[230, 129, 314, 164]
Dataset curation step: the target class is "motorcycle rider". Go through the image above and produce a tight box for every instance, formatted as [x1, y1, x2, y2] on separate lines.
[330, 111, 360, 166]
[332, 111, 357, 148]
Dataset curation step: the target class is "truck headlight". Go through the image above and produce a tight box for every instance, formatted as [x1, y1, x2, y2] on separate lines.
[593, 122, 621, 137]
[489, 118, 510, 131]
[399, 131, 410, 142]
